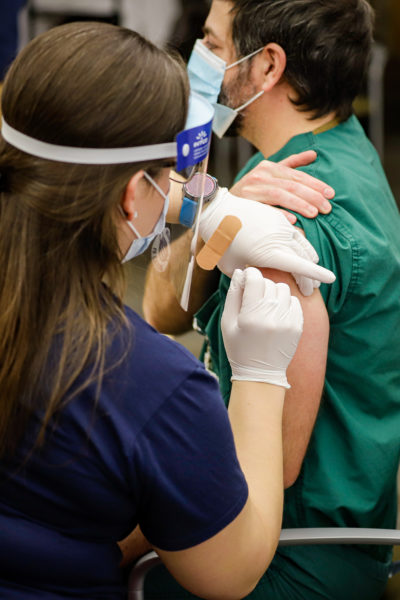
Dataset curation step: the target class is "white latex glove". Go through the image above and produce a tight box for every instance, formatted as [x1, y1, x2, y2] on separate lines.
[199, 188, 335, 296]
[221, 268, 303, 388]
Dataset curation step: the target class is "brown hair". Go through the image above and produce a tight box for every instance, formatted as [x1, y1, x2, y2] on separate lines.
[227, 0, 375, 121]
[0, 22, 188, 457]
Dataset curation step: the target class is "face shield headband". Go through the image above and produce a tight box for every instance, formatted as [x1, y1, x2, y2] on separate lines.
[1, 119, 178, 166]
[1, 92, 215, 311]
[0, 91, 214, 168]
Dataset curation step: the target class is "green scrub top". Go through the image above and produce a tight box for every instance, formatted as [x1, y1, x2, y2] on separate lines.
[195, 116, 400, 565]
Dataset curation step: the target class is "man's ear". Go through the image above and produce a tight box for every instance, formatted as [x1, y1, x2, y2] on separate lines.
[259, 43, 287, 91]
[121, 170, 145, 222]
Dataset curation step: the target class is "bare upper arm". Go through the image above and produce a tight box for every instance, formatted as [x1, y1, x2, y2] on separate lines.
[259, 267, 330, 488]
[153, 497, 277, 600]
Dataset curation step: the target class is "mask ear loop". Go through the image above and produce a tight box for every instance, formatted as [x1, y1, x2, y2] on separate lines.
[235, 90, 265, 113]
[226, 47, 264, 70]
[143, 171, 168, 200]
[119, 171, 168, 241]
[118, 205, 142, 239]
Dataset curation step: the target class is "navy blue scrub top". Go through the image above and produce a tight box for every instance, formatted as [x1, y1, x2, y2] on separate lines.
[0, 307, 248, 598]
[0, 0, 26, 80]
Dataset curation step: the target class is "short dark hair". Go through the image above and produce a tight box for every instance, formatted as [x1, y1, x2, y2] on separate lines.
[228, 0, 375, 120]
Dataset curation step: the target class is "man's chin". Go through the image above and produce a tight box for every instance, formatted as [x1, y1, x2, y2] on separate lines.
[223, 115, 245, 138]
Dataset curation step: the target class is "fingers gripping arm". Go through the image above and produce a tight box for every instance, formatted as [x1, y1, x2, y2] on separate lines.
[199, 188, 335, 295]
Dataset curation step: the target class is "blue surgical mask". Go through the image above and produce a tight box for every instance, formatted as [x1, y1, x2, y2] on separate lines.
[187, 40, 227, 105]
[122, 172, 169, 263]
[187, 40, 264, 137]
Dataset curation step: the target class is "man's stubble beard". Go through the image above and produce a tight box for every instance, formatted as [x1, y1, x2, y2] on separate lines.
[218, 63, 258, 137]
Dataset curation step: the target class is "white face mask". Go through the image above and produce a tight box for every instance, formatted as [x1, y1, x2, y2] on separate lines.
[122, 172, 169, 263]
[187, 40, 264, 137]
[212, 90, 264, 138]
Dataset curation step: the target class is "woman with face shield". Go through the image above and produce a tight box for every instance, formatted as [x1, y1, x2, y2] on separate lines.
[0, 22, 306, 600]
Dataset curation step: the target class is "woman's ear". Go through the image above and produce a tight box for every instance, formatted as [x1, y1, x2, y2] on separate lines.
[121, 170, 145, 222]
[259, 43, 287, 92]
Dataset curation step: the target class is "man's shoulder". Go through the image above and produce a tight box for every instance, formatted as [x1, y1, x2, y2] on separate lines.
[235, 150, 265, 183]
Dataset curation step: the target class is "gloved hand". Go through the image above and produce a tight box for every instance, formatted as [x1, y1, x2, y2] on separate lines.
[199, 187, 335, 296]
[221, 268, 303, 388]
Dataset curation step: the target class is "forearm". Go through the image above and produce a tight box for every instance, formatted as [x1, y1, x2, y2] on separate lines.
[143, 230, 220, 334]
[143, 234, 194, 334]
[227, 382, 285, 573]
[157, 381, 286, 600]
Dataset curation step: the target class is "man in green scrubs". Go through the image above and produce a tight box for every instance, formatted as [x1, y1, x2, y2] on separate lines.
[143, 1, 400, 598]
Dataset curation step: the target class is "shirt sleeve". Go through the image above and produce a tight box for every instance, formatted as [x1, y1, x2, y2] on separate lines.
[132, 366, 248, 551]
[295, 209, 360, 321]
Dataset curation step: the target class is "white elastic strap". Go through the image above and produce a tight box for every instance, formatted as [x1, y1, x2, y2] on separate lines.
[236, 90, 264, 112]
[126, 217, 141, 239]
[143, 171, 166, 198]
[1, 118, 177, 165]
[226, 47, 264, 70]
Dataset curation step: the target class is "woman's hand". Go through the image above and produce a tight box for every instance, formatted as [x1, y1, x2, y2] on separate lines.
[199, 187, 335, 296]
[230, 150, 334, 224]
[222, 268, 303, 388]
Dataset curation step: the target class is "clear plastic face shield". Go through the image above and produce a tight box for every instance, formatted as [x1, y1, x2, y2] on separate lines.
[155, 91, 214, 310]
[0, 91, 213, 311]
